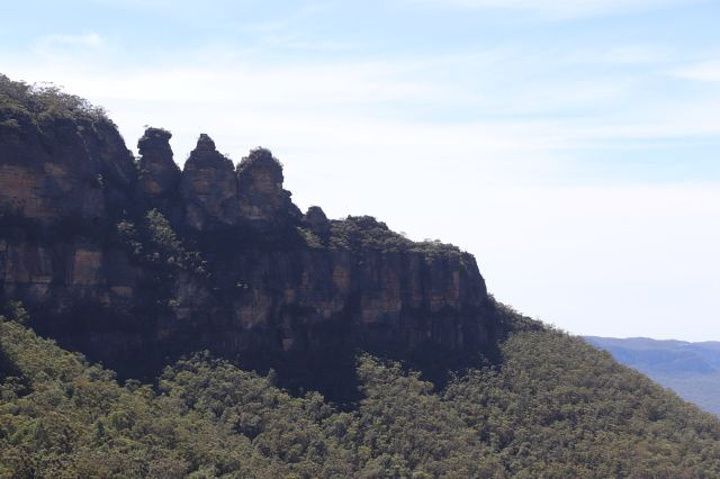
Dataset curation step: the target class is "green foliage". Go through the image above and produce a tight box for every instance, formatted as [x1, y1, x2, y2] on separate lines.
[296, 227, 323, 249]
[329, 216, 411, 252]
[329, 216, 463, 257]
[348, 355, 506, 477]
[2, 311, 720, 478]
[0, 300, 30, 325]
[159, 354, 351, 478]
[117, 209, 207, 276]
[116, 210, 208, 314]
[0, 74, 108, 126]
[237, 147, 284, 172]
[488, 294, 545, 334]
[0, 321, 280, 478]
[445, 330, 720, 478]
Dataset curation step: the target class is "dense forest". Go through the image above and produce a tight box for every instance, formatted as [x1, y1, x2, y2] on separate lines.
[2, 305, 720, 478]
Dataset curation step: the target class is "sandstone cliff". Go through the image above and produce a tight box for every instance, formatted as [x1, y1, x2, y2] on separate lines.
[0, 75, 498, 394]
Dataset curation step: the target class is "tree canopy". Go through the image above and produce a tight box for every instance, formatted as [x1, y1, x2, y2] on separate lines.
[1, 307, 719, 478]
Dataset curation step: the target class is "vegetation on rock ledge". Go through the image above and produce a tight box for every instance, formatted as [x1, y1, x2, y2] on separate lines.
[329, 216, 464, 257]
[0, 74, 109, 128]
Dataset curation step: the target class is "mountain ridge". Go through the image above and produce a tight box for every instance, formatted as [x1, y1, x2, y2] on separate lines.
[0, 73, 499, 398]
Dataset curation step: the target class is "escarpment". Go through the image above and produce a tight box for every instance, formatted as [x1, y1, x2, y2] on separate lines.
[0, 104, 135, 223]
[0, 76, 498, 394]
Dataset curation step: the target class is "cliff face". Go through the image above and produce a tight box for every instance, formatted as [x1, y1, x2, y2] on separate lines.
[0, 110, 135, 222]
[0, 77, 496, 390]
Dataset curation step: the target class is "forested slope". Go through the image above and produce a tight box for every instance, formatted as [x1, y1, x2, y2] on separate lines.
[2, 307, 719, 478]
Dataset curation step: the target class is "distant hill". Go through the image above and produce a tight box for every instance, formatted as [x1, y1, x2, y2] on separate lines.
[586, 336, 720, 415]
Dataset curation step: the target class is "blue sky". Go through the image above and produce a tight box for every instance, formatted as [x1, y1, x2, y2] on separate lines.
[2, 0, 719, 340]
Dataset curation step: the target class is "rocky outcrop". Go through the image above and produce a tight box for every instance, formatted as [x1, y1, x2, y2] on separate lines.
[236, 148, 301, 232]
[136, 127, 180, 212]
[305, 206, 330, 238]
[176, 141, 302, 233]
[0, 78, 498, 393]
[180, 134, 239, 230]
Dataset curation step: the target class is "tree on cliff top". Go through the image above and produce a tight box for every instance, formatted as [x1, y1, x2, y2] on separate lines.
[0, 74, 108, 125]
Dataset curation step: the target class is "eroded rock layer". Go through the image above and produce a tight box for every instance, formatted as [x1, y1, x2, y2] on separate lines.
[0, 85, 496, 389]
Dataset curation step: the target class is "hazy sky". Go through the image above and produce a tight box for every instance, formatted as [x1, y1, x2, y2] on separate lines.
[2, 0, 719, 340]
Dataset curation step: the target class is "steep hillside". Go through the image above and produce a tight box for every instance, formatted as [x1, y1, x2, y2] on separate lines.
[586, 336, 720, 416]
[2, 310, 720, 478]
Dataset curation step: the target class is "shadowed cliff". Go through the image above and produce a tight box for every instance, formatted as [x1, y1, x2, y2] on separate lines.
[0, 75, 502, 400]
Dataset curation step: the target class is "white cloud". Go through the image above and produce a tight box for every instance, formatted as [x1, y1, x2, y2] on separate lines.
[34, 33, 107, 51]
[673, 61, 720, 82]
[4, 48, 719, 169]
[407, 0, 703, 20]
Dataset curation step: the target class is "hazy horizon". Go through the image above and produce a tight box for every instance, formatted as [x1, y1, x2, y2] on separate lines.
[2, 0, 718, 341]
